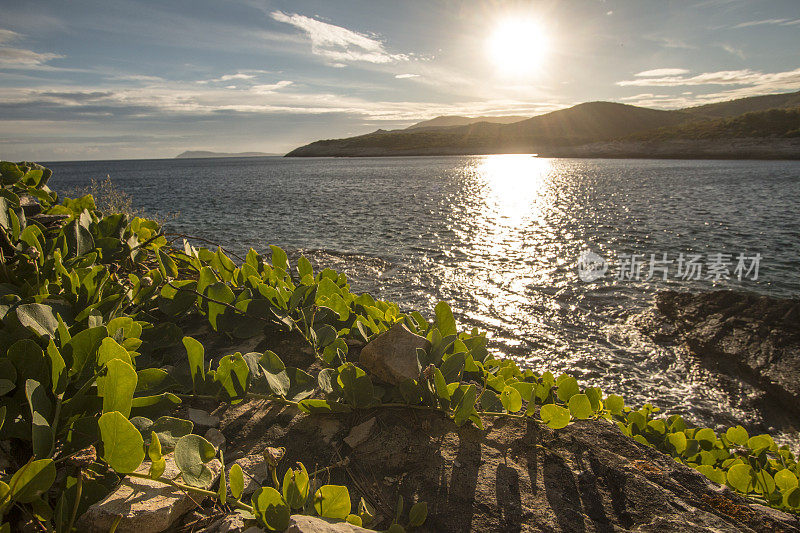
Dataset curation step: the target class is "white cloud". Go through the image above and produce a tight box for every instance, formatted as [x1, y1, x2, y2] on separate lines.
[635, 68, 690, 77]
[719, 43, 745, 59]
[0, 29, 20, 44]
[618, 68, 800, 89]
[270, 11, 408, 64]
[250, 80, 293, 93]
[395, 74, 419, 79]
[0, 47, 63, 68]
[731, 18, 800, 29]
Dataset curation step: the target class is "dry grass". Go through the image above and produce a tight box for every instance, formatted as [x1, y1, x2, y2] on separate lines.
[66, 175, 176, 226]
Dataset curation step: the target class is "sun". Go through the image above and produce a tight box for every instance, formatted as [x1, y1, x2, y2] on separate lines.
[487, 18, 548, 76]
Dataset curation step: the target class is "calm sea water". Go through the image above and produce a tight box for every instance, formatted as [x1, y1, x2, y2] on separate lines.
[45, 156, 800, 438]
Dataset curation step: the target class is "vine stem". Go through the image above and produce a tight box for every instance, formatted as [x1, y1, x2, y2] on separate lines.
[65, 470, 82, 533]
[126, 472, 254, 513]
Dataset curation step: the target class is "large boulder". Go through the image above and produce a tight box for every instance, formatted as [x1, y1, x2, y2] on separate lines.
[359, 322, 430, 385]
[78, 454, 221, 533]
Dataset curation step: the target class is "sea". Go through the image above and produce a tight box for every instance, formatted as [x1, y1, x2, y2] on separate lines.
[45, 155, 800, 442]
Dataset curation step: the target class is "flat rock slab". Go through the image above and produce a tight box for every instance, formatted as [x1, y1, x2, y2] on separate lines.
[218, 398, 800, 532]
[286, 515, 372, 532]
[78, 455, 221, 533]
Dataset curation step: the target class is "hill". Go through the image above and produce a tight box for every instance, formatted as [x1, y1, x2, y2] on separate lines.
[175, 151, 276, 159]
[406, 115, 528, 130]
[685, 90, 800, 119]
[286, 91, 800, 158]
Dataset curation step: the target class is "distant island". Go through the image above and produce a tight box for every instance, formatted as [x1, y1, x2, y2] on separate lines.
[286, 90, 800, 159]
[175, 151, 277, 159]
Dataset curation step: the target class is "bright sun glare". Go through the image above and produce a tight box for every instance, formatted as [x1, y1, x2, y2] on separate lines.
[487, 18, 548, 76]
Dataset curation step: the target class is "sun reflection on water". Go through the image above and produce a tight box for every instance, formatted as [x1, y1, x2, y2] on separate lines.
[474, 154, 552, 225]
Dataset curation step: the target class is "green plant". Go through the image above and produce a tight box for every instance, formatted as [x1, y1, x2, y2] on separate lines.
[0, 160, 797, 533]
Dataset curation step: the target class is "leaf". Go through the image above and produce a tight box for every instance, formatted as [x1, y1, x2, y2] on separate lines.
[337, 363, 374, 408]
[8, 339, 48, 388]
[286, 367, 315, 401]
[182, 336, 205, 390]
[433, 367, 450, 404]
[556, 376, 579, 402]
[605, 394, 624, 415]
[775, 469, 799, 491]
[14, 303, 58, 339]
[205, 282, 235, 331]
[434, 301, 457, 337]
[46, 340, 67, 396]
[297, 399, 352, 414]
[667, 432, 687, 455]
[500, 386, 523, 413]
[148, 432, 166, 479]
[540, 404, 571, 429]
[215, 353, 249, 402]
[298, 255, 313, 279]
[25, 380, 54, 459]
[101, 359, 137, 417]
[270, 245, 289, 275]
[251, 486, 290, 531]
[282, 463, 310, 509]
[8, 459, 56, 503]
[725, 425, 749, 446]
[453, 384, 477, 426]
[63, 326, 107, 377]
[408, 501, 428, 527]
[726, 463, 756, 493]
[174, 434, 216, 488]
[217, 450, 227, 506]
[568, 394, 593, 419]
[313, 485, 351, 520]
[785, 487, 800, 509]
[259, 350, 289, 396]
[229, 463, 244, 500]
[150, 416, 193, 450]
[99, 411, 145, 473]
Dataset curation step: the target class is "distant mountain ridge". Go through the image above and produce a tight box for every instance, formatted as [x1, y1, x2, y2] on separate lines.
[175, 151, 276, 159]
[406, 115, 529, 130]
[286, 90, 800, 159]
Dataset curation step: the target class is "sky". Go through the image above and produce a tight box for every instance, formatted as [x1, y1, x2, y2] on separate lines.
[1, 0, 799, 161]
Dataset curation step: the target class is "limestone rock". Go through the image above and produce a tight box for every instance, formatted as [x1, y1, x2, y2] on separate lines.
[286, 515, 371, 532]
[188, 408, 221, 428]
[227, 454, 267, 496]
[205, 427, 226, 451]
[359, 322, 430, 385]
[343, 417, 376, 449]
[77, 454, 221, 533]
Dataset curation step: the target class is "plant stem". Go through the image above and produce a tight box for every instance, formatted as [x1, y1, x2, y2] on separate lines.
[66, 470, 82, 533]
[127, 472, 254, 513]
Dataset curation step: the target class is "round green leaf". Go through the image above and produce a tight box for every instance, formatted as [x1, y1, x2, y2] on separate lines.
[174, 434, 216, 488]
[251, 486, 290, 531]
[568, 394, 593, 419]
[98, 412, 145, 474]
[667, 432, 687, 455]
[725, 425, 748, 446]
[313, 484, 351, 520]
[774, 469, 798, 491]
[784, 486, 800, 509]
[726, 463, 756, 493]
[101, 359, 137, 417]
[556, 376, 579, 402]
[500, 386, 523, 413]
[540, 404, 571, 429]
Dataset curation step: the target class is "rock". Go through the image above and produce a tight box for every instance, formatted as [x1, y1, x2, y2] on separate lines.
[188, 408, 221, 428]
[650, 290, 800, 416]
[286, 515, 371, 532]
[343, 417, 376, 449]
[200, 513, 247, 532]
[77, 454, 221, 533]
[359, 322, 430, 385]
[228, 454, 267, 496]
[205, 428, 226, 451]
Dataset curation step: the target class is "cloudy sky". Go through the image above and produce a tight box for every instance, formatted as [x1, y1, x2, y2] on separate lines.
[1, 0, 799, 160]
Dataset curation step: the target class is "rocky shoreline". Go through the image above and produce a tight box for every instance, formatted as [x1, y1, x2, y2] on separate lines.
[73, 292, 800, 533]
[637, 290, 800, 438]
